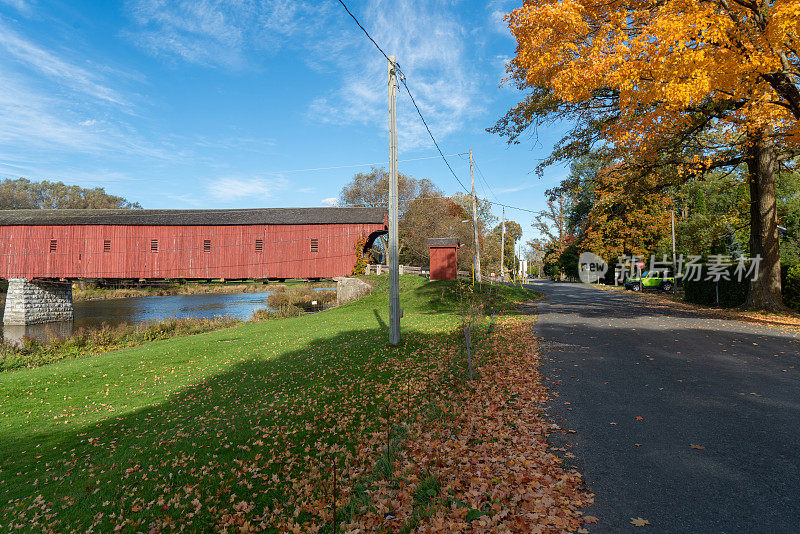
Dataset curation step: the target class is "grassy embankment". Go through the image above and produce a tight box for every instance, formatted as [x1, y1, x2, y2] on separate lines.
[0, 276, 538, 532]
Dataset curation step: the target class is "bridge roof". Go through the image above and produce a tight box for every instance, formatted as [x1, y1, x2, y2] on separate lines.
[0, 207, 387, 226]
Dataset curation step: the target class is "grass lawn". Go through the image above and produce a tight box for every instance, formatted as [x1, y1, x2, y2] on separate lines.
[0, 276, 536, 532]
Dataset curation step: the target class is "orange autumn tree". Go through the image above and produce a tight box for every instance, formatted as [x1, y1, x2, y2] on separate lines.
[557, 154, 674, 261]
[493, 0, 800, 309]
[581, 176, 674, 261]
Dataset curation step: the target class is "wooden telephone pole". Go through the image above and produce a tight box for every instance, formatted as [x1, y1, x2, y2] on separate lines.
[500, 207, 506, 281]
[388, 56, 400, 345]
[470, 150, 482, 283]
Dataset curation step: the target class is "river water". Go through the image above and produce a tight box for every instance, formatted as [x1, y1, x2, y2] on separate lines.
[0, 289, 333, 345]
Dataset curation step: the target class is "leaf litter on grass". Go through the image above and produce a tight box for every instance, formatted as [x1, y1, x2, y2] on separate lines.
[342, 316, 593, 533]
[1, 281, 591, 532]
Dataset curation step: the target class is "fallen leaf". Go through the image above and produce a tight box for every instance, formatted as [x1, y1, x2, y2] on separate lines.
[630, 517, 651, 527]
[690, 444, 705, 450]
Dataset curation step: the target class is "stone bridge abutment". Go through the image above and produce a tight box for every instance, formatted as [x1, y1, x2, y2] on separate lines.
[2, 279, 74, 325]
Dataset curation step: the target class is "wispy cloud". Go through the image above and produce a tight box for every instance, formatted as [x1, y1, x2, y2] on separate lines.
[306, 0, 482, 151]
[0, 20, 126, 105]
[0, 0, 33, 15]
[124, 0, 323, 69]
[320, 197, 337, 206]
[0, 20, 186, 168]
[487, 0, 514, 36]
[125, 0, 482, 151]
[206, 176, 288, 202]
[166, 193, 204, 206]
[496, 183, 535, 194]
[489, 10, 510, 36]
[0, 72, 180, 164]
[0, 74, 115, 152]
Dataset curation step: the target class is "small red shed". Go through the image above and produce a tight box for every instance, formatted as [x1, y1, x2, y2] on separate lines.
[427, 238, 461, 281]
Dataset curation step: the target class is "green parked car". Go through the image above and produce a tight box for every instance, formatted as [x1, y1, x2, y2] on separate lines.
[624, 270, 675, 292]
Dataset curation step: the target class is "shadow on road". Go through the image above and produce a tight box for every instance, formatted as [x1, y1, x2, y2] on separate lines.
[532, 281, 800, 533]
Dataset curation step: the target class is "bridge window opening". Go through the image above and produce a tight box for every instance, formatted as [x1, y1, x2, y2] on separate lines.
[49, 239, 57, 253]
[103, 240, 111, 252]
[151, 239, 158, 253]
[204, 240, 211, 253]
[255, 239, 263, 252]
[311, 238, 319, 253]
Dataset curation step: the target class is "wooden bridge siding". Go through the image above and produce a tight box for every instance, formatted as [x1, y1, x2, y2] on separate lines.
[0, 223, 381, 280]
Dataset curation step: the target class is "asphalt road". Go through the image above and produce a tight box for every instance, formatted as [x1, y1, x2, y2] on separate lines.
[530, 281, 800, 533]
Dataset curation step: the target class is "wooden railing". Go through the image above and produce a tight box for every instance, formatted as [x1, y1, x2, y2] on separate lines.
[364, 264, 428, 276]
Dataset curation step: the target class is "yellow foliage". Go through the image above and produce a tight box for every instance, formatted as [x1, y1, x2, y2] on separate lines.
[506, 0, 800, 162]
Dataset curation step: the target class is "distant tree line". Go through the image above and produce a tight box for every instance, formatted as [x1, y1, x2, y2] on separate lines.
[0, 178, 141, 210]
[339, 167, 521, 275]
[529, 156, 800, 283]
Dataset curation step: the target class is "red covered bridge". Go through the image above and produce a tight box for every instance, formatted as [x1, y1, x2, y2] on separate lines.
[1, 207, 387, 325]
[0, 207, 387, 282]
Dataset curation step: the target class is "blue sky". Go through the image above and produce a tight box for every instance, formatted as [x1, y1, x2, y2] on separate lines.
[0, 0, 569, 245]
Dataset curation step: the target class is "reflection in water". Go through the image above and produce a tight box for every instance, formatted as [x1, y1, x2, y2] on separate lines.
[0, 289, 333, 346]
[3, 321, 73, 347]
[71, 292, 275, 329]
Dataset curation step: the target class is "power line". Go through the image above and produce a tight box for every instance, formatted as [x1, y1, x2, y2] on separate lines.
[476, 168, 491, 200]
[408, 193, 539, 215]
[336, 0, 534, 217]
[337, 0, 391, 62]
[487, 201, 538, 215]
[399, 77, 470, 195]
[260, 153, 467, 176]
[459, 153, 538, 215]
[335, 0, 471, 196]
[472, 159, 499, 202]
[462, 152, 490, 200]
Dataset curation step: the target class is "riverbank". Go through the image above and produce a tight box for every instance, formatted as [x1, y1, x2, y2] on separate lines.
[0, 315, 242, 372]
[0, 287, 338, 372]
[0, 276, 591, 532]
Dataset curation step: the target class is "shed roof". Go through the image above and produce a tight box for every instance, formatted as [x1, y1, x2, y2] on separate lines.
[427, 238, 461, 248]
[0, 207, 387, 226]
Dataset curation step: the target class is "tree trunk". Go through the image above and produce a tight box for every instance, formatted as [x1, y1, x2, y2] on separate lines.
[745, 133, 784, 310]
[380, 235, 389, 263]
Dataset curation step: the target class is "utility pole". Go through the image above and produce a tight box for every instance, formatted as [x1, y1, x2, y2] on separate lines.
[469, 150, 482, 283]
[500, 207, 506, 281]
[388, 56, 400, 346]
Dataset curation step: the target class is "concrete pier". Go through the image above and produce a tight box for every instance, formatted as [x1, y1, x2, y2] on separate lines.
[3, 278, 74, 325]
